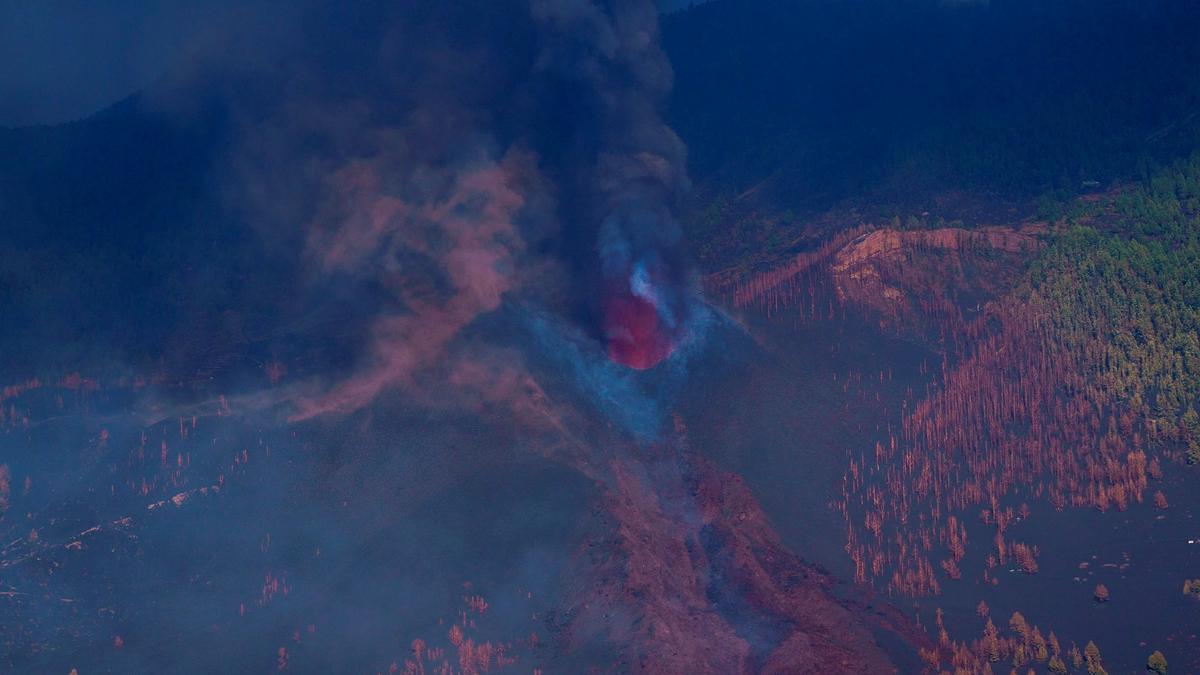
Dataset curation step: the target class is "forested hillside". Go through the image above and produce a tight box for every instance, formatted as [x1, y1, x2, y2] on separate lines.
[1028, 155, 1200, 464]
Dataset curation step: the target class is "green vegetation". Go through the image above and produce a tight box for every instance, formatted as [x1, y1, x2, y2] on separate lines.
[1021, 153, 1200, 465]
[686, 192, 800, 271]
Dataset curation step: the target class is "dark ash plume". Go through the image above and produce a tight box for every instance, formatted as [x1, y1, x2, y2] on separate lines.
[532, 0, 698, 370]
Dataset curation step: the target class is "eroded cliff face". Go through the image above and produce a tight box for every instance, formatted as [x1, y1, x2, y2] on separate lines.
[828, 226, 1042, 336]
[558, 444, 921, 674]
[830, 227, 1039, 272]
[705, 220, 1044, 326]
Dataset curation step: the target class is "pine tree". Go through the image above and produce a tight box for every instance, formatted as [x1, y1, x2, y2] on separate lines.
[1084, 641, 1105, 675]
[1031, 628, 1049, 662]
[1148, 650, 1168, 674]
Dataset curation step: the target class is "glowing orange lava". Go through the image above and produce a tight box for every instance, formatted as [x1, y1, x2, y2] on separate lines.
[603, 291, 674, 370]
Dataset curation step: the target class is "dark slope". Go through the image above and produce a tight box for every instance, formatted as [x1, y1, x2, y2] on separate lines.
[0, 93, 284, 378]
[664, 0, 1200, 212]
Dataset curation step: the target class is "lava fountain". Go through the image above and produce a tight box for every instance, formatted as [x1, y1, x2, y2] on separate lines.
[602, 260, 680, 370]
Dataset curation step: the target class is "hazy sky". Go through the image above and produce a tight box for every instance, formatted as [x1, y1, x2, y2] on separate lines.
[0, 0, 701, 128]
[0, 1, 251, 127]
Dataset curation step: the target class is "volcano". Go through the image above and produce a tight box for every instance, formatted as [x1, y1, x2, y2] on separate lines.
[6, 0, 1200, 673]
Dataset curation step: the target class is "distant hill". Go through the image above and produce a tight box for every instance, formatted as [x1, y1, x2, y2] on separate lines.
[664, 0, 1200, 212]
[0, 94, 231, 373]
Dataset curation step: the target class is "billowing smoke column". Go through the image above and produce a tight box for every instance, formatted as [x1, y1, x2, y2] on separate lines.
[227, 0, 700, 424]
[532, 0, 696, 370]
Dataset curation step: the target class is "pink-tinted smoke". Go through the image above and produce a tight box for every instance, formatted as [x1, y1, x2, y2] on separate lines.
[290, 154, 528, 421]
